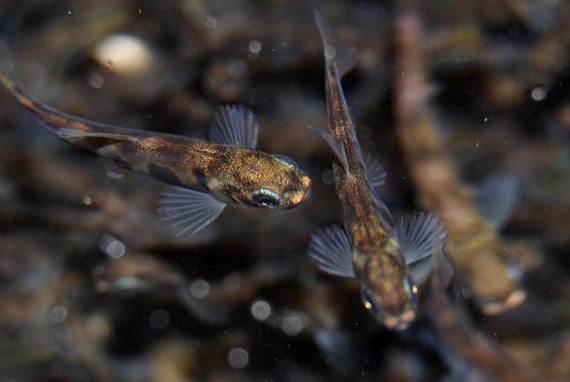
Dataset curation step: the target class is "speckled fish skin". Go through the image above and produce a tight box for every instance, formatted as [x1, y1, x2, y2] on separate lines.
[315, 13, 418, 330]
[0, 72, 311, 213]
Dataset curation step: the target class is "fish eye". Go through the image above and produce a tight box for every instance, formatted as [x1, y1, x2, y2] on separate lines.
[251, 189, 282, 207]
[360, 288, 377, 312]
[273, 154, 299, 168]
[404, 278, 418, 299]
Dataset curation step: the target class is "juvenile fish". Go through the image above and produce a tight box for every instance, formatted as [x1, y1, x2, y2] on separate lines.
[0, 71, 311, 237]
[307, 12, 446, 330]
[392, 8, 526, 314]
[427, 236, 545, 382]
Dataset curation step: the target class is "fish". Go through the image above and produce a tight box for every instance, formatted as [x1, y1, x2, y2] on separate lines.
[307, 12, 447, 330]
[427, 234, 546, 382]
[392, 6, 526, 314]
[0, 68, 311, 238]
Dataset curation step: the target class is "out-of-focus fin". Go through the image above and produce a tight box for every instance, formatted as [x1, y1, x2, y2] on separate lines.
[362, 152, 387, 188]
[209, 104, 259, 148]
[314, 10, 358, 78]
[431, 226, 455, 290]
[314, 10, 336, 65]
[397, 211, 447, 266]
[157, 186, 226, 237]
[408, 256, 432, 285]
[474, 174, 519, 230]
[314, 10, 357, 77]
[55, 128, 125, 140]
[308, 225, 355, 277]
[0, 40, 19, 83]
[307, 125, 349, 171]
[337, 44, 358, 79]
[176, 285, 230, 325]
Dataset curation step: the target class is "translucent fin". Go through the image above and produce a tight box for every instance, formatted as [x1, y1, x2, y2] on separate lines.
[55, 128, 126, 140]
[362, 152, 387, 188]
[307, 125, 349, 171]
[396, 212, 447, 265]
[308, 225, 355, 277]
[157, 186, 226, 237]
[0, 40, 23, 92]
[474, 174, 519, 230]
[176, 286, 230, 326]
[431, 228, 455, 289]
[314, 11, 357, 78]
[337, 45, 358, 79]
[408, 256, 433, 285]
[209, 104, 259, 148]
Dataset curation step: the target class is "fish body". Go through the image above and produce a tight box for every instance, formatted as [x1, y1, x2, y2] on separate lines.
[308, 12, 446, 330]
[392, 8, 525, 314]
[428, 237, 545, 382]
[0, 71, 311, 237]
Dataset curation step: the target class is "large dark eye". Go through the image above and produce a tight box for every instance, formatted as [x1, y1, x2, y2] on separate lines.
[252, 189, 281, 207]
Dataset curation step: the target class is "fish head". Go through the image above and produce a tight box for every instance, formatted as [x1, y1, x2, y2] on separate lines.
[215, 149, 311, 209]
[360, 258, 418, 330]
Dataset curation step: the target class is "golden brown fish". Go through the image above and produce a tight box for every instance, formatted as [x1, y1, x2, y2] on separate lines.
[0, 69, 311, 237]
[307, 12, 446, 330]
[427, 235, 546, 382]
[392, 6, 526, 314]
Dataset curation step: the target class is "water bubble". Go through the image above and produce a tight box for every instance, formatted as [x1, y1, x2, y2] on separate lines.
[98, 235, 126, 259]
[48, 305, 68, 324]
[149, 309, 170, 330]
[531, 86, 547, 101]
[282, 314, 303, 336]
[250, 300, 271, 321]
[227, 347, 249, 369]
[248, 40, 262, 54]
[88, 73, 104, 89]
[324, 46, 336, 60]
[98, 234, 126, 259]
[321, 169, 335, 185]
[204, 15, 217, 29]
[190, 279, 210, 298]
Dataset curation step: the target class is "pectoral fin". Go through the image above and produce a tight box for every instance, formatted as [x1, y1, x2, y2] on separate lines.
[474, 174, 519, 230]
[308, 225, 355, 277]
[307, 125, 349, 171]
[396, 211, 447, 267]
[362, 152, 387, 189]
[408, 256, 433, 285]
[157, 186, 226, 237]
[209, 105, 259, 148]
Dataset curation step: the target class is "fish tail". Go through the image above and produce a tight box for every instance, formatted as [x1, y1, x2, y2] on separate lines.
[0, 43, 127, 141]
[314, 10, 357, 78]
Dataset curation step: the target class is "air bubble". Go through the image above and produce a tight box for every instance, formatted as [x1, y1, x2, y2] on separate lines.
[190, 279, 210, 298]
[227, 347, 249, 369]
[250, 300, 271, 321]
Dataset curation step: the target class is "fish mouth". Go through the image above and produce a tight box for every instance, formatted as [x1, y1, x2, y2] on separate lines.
[480, 288, 527, 315]
[382, 309, 416, 331]
[282, 175, 312, 208]
[301, 181, 312, 202]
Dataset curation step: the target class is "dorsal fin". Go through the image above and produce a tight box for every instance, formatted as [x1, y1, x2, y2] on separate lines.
[307, 125, 349, 171]
[209, 105, 259, 148]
